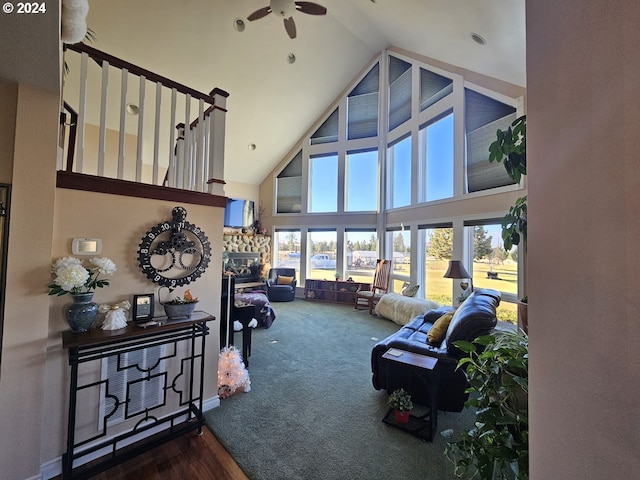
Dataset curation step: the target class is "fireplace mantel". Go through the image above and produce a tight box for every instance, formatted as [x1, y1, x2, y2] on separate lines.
[223, 234, 271, 283]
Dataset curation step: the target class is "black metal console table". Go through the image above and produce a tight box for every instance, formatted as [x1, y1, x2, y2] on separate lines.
[61, 311, 214, 479]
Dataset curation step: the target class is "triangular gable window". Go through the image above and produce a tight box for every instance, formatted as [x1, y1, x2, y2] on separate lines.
[348, 63, 379, 140]
[311, 108, 339, 145]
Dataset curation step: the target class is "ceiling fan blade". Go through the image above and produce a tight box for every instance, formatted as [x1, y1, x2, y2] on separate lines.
[247, 6, 272, 21]
[283, 17, 297, 39]
[294, 1, 327, 15]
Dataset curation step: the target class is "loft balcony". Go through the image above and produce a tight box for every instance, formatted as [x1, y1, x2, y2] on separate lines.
[59, 42, 229, 207]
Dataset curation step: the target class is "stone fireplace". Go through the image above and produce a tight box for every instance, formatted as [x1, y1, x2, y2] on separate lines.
[224, 252, 262, 283]
[223, 233, 271, 284]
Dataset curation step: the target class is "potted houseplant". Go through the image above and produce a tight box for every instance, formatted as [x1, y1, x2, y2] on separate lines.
[446, 331, 529, 479]
[48, 256, 117, 332]
[488, 115, 527, 251]
[161, 289, 199, 320]
[518, 296, 528, 334]
[489, 115, 528, 331]
[387, 388, 413, 424]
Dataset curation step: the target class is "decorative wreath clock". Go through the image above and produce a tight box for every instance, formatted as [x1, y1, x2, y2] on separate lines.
[137, 206, 211, 288]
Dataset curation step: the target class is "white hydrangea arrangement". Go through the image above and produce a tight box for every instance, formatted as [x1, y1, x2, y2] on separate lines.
[48, 256, 117, 296]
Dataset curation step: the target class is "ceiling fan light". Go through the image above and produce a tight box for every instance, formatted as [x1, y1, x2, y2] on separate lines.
[288, 53, 296, 64]
[272, 0, 294, 17]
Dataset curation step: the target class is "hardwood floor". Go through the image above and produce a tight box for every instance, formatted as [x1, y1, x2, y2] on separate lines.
[54, 426, 249, 480]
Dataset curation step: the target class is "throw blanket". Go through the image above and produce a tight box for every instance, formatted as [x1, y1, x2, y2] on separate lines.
[235, 292, 276, 328]
[375, 293, 440, 326]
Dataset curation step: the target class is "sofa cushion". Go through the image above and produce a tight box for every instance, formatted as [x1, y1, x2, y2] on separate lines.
[427, 311, 454, 345]
[277, 275, 294, 285]
[400, 283, 420, 297]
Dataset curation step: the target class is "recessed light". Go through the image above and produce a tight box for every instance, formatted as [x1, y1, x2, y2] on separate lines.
[233, 18, 246, 32]
[248, 143, 257, 151]
[126, 103, 139, 115]
[288, 53, 296, 64]
[470, 33, 486, 45]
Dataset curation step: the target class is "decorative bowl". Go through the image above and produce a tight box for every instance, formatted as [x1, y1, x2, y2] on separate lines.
[161, 301, 197, 320]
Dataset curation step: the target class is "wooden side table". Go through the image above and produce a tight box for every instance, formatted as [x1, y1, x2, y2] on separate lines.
[381, 348, 439, 441]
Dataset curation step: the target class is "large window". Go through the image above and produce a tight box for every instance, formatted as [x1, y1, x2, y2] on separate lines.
[308, 153, 338, 213]
[465, 222, 518, 322]
[420, 112, 454, 202]
[422, 226, 453, 305]
[465, 89, 517, 193]
[345, 149, 379, 212]
[276, 151, 302, 213]
[307, 230, 337, 280]
[387, 228, 411, 293]
[388, 135, 412, 208]
[344, 229, 378, 282]
[269, 52, 523, 325]
[273, 230, 301, 278]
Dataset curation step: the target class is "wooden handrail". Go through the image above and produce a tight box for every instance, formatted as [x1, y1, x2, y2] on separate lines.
[65, 42, 229, 107]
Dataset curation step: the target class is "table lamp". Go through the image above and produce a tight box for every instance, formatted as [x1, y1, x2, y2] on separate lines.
[443, 260, 473, 293]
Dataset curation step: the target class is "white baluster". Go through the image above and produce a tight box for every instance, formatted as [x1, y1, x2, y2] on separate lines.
[117, 68, 128, 180]
[168, 88, 177, 187]
[76, 52, 89, 172]
[97, 60, 109, 176]
[135, 75, 146, 182]
[153, 81, 162, 185]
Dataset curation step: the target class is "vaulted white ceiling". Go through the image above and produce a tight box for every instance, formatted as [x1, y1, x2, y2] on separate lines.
[1, 0, 526, 187]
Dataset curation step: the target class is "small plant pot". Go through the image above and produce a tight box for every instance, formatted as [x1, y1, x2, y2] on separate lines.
[394, 409, 411, 424]
[161, 301, 197, 320]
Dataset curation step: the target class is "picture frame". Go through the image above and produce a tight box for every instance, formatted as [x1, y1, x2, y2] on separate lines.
[132, 293, 155, 322]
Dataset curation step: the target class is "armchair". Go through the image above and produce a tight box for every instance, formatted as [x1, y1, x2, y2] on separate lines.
[355, 259, 392, 314]
[266, 268, 297, 302]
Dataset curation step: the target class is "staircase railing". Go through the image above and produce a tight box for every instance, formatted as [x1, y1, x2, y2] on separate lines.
[61, 42, 228, 196]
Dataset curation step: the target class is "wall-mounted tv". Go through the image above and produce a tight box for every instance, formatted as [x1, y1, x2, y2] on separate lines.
[224, 198, 255, 228]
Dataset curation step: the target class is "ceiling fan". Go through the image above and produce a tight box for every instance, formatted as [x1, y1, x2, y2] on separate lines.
[247, 0, 327, 39]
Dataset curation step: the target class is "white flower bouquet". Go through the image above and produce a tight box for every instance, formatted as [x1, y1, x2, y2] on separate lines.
[48, 256, 117, 296]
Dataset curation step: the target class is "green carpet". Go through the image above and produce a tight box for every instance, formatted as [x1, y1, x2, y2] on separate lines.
[205, 299, 474, 480]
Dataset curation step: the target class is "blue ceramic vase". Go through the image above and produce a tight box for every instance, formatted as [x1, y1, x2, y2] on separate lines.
[66, 292, 99, 332]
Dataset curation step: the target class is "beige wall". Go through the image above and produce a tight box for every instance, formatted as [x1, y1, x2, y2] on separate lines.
[527, 0, 640, 478]
[0, 83, 59, 480]
[40, 190, 223, 463]
[225, 180, 259, 204]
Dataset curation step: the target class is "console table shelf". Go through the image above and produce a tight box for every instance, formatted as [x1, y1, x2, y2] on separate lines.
[304, 279, 371, 305]
[61, 311, 214, 479]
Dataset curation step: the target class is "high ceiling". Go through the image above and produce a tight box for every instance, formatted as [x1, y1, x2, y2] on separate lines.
[1, 0, 526, 187]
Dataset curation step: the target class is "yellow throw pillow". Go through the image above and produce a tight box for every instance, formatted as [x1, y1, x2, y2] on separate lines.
[277, 275, 294, 285]
[427, 312, 454, 345]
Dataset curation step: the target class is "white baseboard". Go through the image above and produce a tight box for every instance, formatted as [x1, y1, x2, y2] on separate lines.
[39, 457, 60, 480]
[203, 394, 220, 412]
